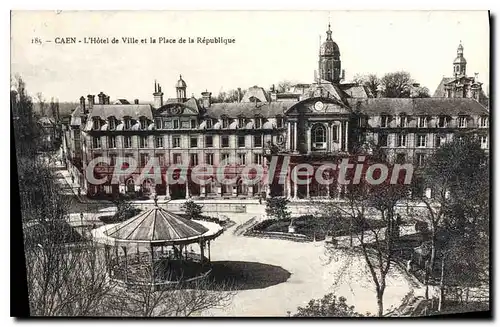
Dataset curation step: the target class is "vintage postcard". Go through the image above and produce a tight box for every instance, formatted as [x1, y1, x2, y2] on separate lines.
[11, 10, 490, 317]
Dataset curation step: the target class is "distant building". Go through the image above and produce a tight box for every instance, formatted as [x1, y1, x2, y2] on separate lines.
[65, 25, 489, 200]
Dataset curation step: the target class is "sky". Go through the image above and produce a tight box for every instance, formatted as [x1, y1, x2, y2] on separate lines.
[11, 10, 490, 102]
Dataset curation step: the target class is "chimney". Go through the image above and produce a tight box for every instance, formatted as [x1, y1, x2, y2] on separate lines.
[134, 99, 139, 104]
[341, 69, 345, 81]
[237, 87, 242, 103]
[87, 94, 95, 110]
[201, 90, 212, 108]
[98, 91, 105, 104]
[153, 81, 164, 109]
[105, 95, 110, 104]
[79, 96, 86, 113]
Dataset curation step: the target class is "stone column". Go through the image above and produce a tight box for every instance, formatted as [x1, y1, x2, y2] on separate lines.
[293, 167, 298, 200]
[338, 122, 343, 151]
[306, 125, 311, 153]
[293, 122, 297, 151]
[200, 184, 206, 198]
[306, 170, 310, 199]
[185, 181, 189, 199]
[165, 182, 170, 199]
[287, 122, 291, 151]
[327, 123, 331, 152]
[286, 166, 291, 199]
[344, 121, 349, 152]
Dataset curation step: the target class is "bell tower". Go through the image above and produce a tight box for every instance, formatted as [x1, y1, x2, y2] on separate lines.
[453, 42, 467, 77]
[319, 24, 341, 84]
[176, 74, 187, 102]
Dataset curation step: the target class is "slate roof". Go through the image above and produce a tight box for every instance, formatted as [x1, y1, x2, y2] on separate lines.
[240, 86, 270, 103]
[340, 84, 373, 98]
[347, 98, 489, 116]
[88, 104, 154, 120]
[104, 206, 209, 243]
[206, 101, 295, 118]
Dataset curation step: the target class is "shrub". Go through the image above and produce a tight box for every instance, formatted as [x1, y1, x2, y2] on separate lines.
[181, 200, 203, 220]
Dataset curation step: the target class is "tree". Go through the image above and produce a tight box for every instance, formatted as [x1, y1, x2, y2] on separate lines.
[276, 80, 293, 93]
[212, 89, 240, 103]
[36, 92, 46, 117]
[112, 196, 141, 222]
[419, 135, 489, 306]
[380, 71, 413, 98]
[353, 74, 380, 97]
[12, 75, 39, 157]
[181, 200, 203, 220]
[293, 293, 366, 317]
[265, 196, 291, 220]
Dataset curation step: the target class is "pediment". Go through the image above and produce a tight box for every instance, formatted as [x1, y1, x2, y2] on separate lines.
[156, 103, 199, 116]
[285, 97, 351, 116]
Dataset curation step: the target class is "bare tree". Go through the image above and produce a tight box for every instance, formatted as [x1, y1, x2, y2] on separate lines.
[36, 92, 46, 117]
[353, 74, 380, 97]
[380, 71, 413, 98]
[276, 80, 293, 93]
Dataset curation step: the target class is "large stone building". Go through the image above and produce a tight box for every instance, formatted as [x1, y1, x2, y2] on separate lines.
[64, 25, 489, 200]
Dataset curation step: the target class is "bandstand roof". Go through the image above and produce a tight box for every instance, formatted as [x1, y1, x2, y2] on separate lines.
[97, 206, 222, 246]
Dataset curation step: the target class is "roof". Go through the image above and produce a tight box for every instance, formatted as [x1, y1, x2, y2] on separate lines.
[207, 101, 295, 118]
[432, 77, 455, 97]
[88, 104, 153, 120]
[104, 206, 209, 244]
[347, 98, 489, 116]
[38, 116, 55, 126]
[114, 99, 130, 104]
[241, 86, 270, 103]
[70, 106, 83, 126]
[340, 84, 373, 98]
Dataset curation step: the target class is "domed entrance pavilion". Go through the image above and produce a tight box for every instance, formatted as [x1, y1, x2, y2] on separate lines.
[91, 201, 224, 289]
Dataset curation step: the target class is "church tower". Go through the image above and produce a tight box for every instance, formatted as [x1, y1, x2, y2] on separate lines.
[453, 42, 467, 77]
[319, 23, 341, 84]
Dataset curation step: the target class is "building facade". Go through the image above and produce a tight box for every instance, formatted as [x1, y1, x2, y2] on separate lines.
[65, 25, 490, 200]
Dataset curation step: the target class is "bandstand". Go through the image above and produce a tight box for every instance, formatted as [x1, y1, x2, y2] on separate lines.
[91, 202, 224, 289]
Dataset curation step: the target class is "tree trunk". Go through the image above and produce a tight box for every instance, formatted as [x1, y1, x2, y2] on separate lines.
[377, 290, 384, 317]
[425, 233, 437, 299]
[438, 254, 446, 311]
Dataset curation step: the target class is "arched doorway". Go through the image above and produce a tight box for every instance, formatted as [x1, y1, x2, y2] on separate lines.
[126, 178, 135, 194]
[311, 124, 327, 151]
[141, 179, 154, 196]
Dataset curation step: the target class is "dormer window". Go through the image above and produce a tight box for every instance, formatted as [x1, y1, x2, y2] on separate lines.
[108, 117, 116, 130]
[458, 116, 468, 128]
[438, 116, 449, 128]
[480, 116, 488, 128]
[173, 119, 180, 129]
[418, 116, 428, 128]
[380, 115, 390, 128]
[139, 117, 147, 130]
[124, 117, 131, 130]
[155, 118, 162, 130]
[190, 119, 197, 129]
[238, 117, 245, 128]
[92, 117, 101, 130]
[255, 117, 262, 129]
[206, 119, 213, 129]
[398, 115, 408, 128]
[276, 116, 284, 128]
[222, 117, 229, 129]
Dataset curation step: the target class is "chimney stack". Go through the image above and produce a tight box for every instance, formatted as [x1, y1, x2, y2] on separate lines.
[201, 90, 212, 108]
[79, 96, 86, 114]
[153, 80, 164, 108]
[237, 87, 242, 103]
[105, 95, 110, 104]
[98, 91, 105, 104]
[134, 99, 139, 104]
[87, 94, 95, 110]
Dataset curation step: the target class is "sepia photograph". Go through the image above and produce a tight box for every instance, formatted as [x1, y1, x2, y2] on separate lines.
[10, 10, 490, 318]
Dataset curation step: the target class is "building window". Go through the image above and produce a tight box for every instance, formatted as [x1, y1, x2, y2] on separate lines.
[93, 153, 103, 166]
[162, 119, 169, 129]
[139, 136, 148, 148]
[238, 135, 245, 148]
[222, 118, 229, 129]
[417, 134, 427, 147]
[190, 153, 198, 166]
[398, 115, 408, 128]
[191, 119, 197, 129]
[397, 133, 407, 147]
[109, 153, 117, 166]
[155, 118, 162, 130]
[108, 136, 116, 148]
[438, 116, 449, 128]
[380, 115, 390, 128]
[276, 117, 284, 128]
[206, 119, 213, 129]
[221, 153, 230, 162]
[255, 117, 262, 129]
[379, 133, 388, 147]
[415, 153, 426, 167]
[124, 136, 132, 148]
[92, 137, 102, 149]
[140, 118, 148, 130]
[238, 117, 245, 128]
[140, 153, 149, 167]
[205, 135, 213, 147]
[480, 136, 488, 149]
[418, 116, 428, 128]
[155, 154, 165, 167]
[480, 116, 488, 128]
[435, 134, 446, 148]
[458, 116, 468, 128]
[238, 153, 246, 165]
[173, 153, 182, 164]
[312, 124, 326, 149]
[173, 136, 181, 148]
[173, 119, 180, 129]
[221, 135, 229, 148]
[254, 154, 263, 165]
[124, 118, 131, 130]
[254, 135, 262, 148]
[108, 117, 116, 130]
[155, 136, 163, 148]
[206, 153, 214, 165]
[190, 136, 198, 148]
[92, 117, 101, 130]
